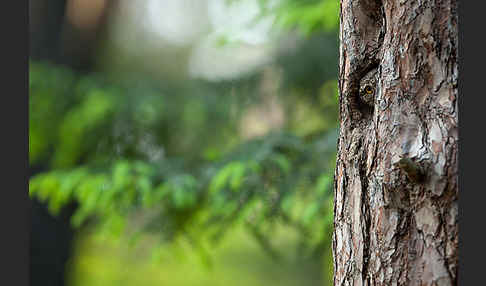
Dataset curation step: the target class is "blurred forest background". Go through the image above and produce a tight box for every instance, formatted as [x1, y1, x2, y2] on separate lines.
[29, 0, 340, 285]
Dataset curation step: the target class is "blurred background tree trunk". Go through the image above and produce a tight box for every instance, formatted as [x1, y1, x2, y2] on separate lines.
[333, 0, 458, 285]
[29, 0, 115, 71]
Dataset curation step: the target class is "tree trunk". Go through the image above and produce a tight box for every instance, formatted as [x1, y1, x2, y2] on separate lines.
[332, 0, 458, 285]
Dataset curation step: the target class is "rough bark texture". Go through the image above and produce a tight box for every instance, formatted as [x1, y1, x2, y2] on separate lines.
[332, 0, 458, 285]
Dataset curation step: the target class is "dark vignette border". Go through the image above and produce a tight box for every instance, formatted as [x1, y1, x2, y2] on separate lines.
[1, 0, 29, 285]
[458, 1, 481, 285]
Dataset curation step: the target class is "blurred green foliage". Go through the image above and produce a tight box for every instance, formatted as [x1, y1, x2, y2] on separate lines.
[67, 224, 330, 286]
[29, 62, 337, 242]
[30, 0, 340, 285]
[259, 0, 339, 35]
[29, 58, 337, 267]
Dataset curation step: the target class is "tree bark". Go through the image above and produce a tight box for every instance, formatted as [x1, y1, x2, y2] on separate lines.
[332, 0, 458, 285]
